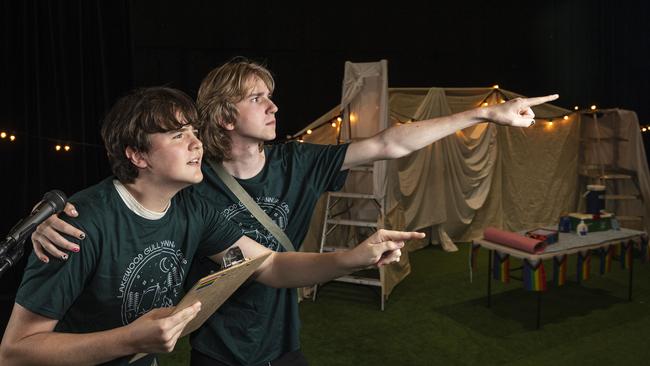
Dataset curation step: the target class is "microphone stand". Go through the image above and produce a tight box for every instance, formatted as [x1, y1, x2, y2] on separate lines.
[0, 237, 26, 278]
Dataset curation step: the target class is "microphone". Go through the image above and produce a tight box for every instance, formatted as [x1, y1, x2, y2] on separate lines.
[0, 190, 68, 258]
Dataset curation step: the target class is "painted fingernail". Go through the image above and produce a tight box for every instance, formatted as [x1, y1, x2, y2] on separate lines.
[79, 233, 85, 240]
[71, 209, 78, 216]
[61, 254, 68, 261]
[42, 257, 49, 263]
[72, 247, 80, 253]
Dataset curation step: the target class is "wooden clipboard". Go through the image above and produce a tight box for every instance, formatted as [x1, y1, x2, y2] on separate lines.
[130, 252, 270, 363]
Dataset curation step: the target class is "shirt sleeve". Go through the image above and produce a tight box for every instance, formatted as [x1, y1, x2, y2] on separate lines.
[195, 197, 244, 258]
[294, 142, 350, 193]
[15, 219, 98, 320]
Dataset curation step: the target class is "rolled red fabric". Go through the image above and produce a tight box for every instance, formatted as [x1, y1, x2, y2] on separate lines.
[484, 227, 547, 254]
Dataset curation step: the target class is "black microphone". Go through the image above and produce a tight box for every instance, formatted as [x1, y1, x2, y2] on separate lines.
[0, 190, 68, 258]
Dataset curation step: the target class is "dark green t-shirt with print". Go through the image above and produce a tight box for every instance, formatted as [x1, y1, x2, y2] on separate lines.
[16, 177, 243, 366]
[188, 141, 349, 366]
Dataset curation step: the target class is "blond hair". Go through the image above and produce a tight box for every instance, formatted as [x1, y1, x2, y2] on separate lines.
[197, 58, 274, 161]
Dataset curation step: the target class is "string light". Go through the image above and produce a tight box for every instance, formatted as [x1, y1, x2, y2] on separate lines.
[590, 105, 597, 111]
[643, 127, 647, 132]
[0, 131, 17, 142]
[288, 95, 586, 142]
[492, 84, 499, 89]
[0, 129, 102, 151]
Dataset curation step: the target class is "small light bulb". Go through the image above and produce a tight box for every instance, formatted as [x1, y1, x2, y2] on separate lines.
[337, 117, 342, 123]
[590, 105, 597, 110]
[64, 145, 71, 151]
[643, 128, 647, 132]
[9, 135, 16, 141]
[547, 121, 554, 127]
[563, 115, 569, 120]
[55, 145, 61, 151]
[481, 102, 488, 107]
[331, 122, 337, 128]
[0, 132, 6, 138]
[492, 84, 499, 89]
[574, 106, 579, 110]
[306, 129, 312, 135]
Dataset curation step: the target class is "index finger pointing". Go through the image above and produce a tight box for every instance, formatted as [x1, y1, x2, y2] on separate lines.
[381, 231, 426, 242]
[523, 94, 559, 107]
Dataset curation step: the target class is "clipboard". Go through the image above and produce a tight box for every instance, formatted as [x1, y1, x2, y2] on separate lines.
[130, 252, 271, 363]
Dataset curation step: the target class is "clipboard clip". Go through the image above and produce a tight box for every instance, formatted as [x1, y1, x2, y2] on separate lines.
[222, 246, 245, 269]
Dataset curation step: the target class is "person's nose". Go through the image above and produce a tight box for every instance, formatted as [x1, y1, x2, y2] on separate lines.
[267, 99, 278, 114]
[189, 133, 202, 151]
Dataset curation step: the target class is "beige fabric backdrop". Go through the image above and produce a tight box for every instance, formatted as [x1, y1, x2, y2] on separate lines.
[299, 87, 649, 298]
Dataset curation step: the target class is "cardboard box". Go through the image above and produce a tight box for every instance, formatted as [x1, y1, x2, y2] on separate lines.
[525, 228, 559, 244]
[568, 213, 612, 232]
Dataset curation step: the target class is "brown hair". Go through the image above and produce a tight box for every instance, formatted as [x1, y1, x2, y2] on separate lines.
[197, 57, 274, 161]
[100, 87, 200, 183]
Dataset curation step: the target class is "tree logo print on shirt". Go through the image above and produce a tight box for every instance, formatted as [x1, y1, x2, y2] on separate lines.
[222, 197, 290, 252]
[118, 240, 188, 325]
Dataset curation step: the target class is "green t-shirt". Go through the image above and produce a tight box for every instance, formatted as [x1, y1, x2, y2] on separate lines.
[188, 141, 349, 365]
[16, 177, 243, 366]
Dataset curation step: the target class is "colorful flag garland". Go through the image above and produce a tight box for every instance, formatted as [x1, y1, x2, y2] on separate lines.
[599, 245, 614, 275]
[523, 259, 546, 291]
[576, 250, 591, 282]
[553, 255, 567, 287]
[642, 236, 649, 263]
[492, 251, 510, 283]
[620, 241, 633, 269]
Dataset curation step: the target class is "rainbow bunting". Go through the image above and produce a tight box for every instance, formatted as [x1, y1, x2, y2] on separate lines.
[523, 259, 546, 291]
[492, 251, 510, 283]
[553, 255, 567, 287]
[599, 245, 614, 275]
[620, 241, 633, 269]
[642, 236, 649, 263]
[576, 250, 591, 282]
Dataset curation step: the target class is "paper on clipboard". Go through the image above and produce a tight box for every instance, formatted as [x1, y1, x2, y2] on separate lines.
[130, 252, 270, 363]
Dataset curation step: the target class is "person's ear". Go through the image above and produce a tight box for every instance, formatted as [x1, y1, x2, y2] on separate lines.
[219, 119, 236, 131]
[125, 146, 148, 169]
